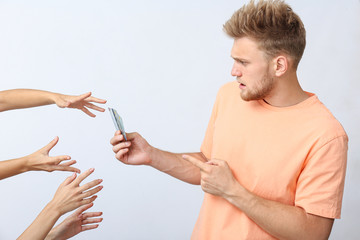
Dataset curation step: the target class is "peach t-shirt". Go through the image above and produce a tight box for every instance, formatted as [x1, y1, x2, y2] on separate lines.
[193, 81, 348, 240]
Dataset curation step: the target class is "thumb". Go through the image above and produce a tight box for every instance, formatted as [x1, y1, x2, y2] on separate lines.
[41, 136, 59, 153]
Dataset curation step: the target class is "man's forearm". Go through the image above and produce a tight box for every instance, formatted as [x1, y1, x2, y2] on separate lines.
[0, 89, 57, 112]
[149, 149, 204, 185]
[225, 183, 333, 240]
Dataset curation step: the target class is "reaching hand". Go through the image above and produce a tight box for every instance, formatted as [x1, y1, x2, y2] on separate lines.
[49, 168, 103, 216]
[46, 203, 103, 240]
[26, 136, 80, 173]
[110, 131, 152, 165]
[55, 92, 107, 117]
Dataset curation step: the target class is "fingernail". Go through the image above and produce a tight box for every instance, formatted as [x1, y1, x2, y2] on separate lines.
[90, 168, 95, 172]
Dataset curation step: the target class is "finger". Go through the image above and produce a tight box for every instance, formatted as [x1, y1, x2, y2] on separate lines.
[62, 173, 77, 186]
[75, 203, 94, 216]
[112, 142, 131, 153]
[110, 134, 124, 145]
[84, 96, 107, 104]
[82, 107, 96, 118]
[81, 224, 99, 231]
[82, 217, 103, 224]
[41, 136, 59, 153]
[73, 168, 95, 186]
[59, 159, 77, 166]
[85, 102, 105, 112]
[51, 165, 81, 173]
[82, 211, 103, 219]
[81, 185, 103, 199]
[115, 148, 129, 161]
[207, 159, 224, 166]
[79, 179, 103, 192]
[73, 92, 92, 103]
[50, 155, 72, 164]
[182, 155, 209, 171]
[80, 195, 98, 206]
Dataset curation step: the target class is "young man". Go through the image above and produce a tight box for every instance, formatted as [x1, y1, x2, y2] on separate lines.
[110, 0, 348, 239]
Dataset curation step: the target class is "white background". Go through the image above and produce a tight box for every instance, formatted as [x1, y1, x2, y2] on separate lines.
[0, 0, 359, 239]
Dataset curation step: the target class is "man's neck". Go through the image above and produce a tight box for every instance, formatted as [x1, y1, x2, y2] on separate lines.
[263, 73, 309, 107]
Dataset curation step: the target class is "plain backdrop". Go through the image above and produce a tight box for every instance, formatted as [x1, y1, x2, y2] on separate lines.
[0, 0, 359, 239]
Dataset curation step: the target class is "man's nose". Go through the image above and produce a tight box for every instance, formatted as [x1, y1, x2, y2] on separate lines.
[231, 64, 242, 77]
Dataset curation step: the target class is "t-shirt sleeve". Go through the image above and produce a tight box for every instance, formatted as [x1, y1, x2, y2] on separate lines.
[200, 89, 221, 160]
[295, 135, 348, 219]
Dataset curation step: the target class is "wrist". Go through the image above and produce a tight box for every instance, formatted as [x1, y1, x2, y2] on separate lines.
[49, 92, 61, 106]
[21, 155, 32, 173]
[146, 145, 157, 166]
[225, 182, 254, 210]
[45, 200, 63, 220]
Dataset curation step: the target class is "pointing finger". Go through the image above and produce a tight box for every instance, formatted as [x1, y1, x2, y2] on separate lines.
[182, 155, 209, 171]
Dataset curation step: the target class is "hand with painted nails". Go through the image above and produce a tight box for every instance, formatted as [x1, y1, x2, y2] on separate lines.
[45, 203, 103, 240]
[54, 92, 107, 117]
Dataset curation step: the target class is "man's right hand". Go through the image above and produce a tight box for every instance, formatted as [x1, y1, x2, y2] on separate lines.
[110, 131, 152, 165]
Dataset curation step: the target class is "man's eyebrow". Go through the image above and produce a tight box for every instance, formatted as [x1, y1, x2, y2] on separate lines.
[231, 56, 248, 61]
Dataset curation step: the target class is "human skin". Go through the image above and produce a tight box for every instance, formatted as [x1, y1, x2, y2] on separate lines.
[0, 136, 79, 180]
[45, 203, 103, 240]
[110, 36, 335, 240]
[0, 89, 107, 117]
[17, 168, 103, 240]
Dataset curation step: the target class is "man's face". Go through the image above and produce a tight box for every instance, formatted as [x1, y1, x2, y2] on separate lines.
[231, 37, 274, 101]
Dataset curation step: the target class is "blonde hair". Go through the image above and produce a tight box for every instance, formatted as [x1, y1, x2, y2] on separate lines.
[223, 0, 306, 68]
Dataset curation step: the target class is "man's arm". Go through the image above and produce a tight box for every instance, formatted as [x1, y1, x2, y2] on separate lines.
[0, 137, 79, 180]
[182, 156, 334, 240]
[0, 89, 106, 117]
[110, 131, 204, 185]
[17, 168, 103, 240]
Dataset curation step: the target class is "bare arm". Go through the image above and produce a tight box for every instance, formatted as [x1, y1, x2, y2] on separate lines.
[17, 169, 103, 240]
[183, 156, 334, 240]
[110, 131, 205, 184]
[0, 137, 79, 180]
[45, 203, 103, 240]
[0, 89, 106, 117]
[0, 89, 55, 111]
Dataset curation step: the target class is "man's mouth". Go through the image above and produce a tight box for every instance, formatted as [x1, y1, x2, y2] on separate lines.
[239, 83, 246, 89]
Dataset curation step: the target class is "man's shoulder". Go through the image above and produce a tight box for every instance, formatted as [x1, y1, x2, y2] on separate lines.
[307, 97, 348, 141]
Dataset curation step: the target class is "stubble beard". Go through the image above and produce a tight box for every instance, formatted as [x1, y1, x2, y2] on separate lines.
[240, 73, 274, 101]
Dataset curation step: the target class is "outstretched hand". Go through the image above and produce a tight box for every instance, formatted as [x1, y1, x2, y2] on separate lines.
[55, 92, 107, 117]
[49, 168, 103, 215]
[26, 136, 80, 173]
[46, 203, 103, 240]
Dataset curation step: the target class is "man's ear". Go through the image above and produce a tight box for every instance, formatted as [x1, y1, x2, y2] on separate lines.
[272, 55, 288, 77]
